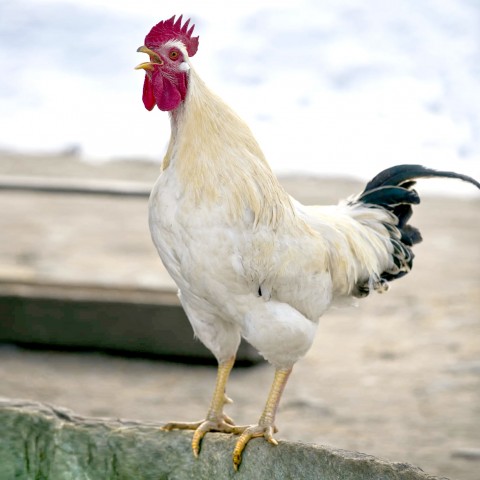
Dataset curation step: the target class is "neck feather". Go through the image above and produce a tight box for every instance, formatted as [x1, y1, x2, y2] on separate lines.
[163, 68, 293, 227]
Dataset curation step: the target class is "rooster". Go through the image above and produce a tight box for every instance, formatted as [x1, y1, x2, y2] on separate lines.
[135, 15, 480, 470]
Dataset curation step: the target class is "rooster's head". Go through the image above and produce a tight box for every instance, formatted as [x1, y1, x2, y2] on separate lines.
[136, 15, 199, 111]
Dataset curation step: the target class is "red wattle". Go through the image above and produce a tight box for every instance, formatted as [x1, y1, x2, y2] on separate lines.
[156, 75, 182, 111]
[142, 75, 156, 111]
[142, 69, 187, 112]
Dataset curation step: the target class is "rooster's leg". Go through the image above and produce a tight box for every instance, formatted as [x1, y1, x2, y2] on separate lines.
[232, 367, 292, 471]
[162, 356, 244, 456]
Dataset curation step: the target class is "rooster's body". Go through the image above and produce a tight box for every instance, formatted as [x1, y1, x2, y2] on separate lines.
[136, 15, 480, 470]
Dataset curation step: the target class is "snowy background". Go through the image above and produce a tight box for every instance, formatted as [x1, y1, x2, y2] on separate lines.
[0, 0, 479, 192]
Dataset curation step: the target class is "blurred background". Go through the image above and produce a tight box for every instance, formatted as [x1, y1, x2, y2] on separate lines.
[0, 0, 479, 185]
[0, 1, 479, 479]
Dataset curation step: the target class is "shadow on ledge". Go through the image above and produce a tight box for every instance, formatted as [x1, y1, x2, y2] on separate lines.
[0, 398, 443, 480]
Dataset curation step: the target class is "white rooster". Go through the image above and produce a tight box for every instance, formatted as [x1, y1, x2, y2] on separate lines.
[135, 15, 480, 470]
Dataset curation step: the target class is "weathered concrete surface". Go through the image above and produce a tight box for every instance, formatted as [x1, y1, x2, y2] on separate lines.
[0, 398, 444, 480]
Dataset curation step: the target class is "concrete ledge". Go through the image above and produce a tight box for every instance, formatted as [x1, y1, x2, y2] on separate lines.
[0, 281, 262, 364]
[0, 398, 443, 480]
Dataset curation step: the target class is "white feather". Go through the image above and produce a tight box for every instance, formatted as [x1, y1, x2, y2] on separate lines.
[148, 63, 395, 368]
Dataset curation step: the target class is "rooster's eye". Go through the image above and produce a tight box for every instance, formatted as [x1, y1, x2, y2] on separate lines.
[169, 50, 179, 60]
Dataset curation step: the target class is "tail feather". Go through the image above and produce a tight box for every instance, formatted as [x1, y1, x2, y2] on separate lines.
[363, 164, 480, 191]
[349, 164, 479, 297]
[358, 185, 420, 208]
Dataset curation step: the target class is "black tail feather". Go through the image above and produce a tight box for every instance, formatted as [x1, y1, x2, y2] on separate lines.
[363, 164, 480, 192]
[358, 186, 420, 208]
[350, 164, 479, 297]
[391, 203, 413, 229]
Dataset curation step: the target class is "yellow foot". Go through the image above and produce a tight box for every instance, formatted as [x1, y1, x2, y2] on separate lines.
[162, 415, 247, 457]
[232, 424, 278, 471]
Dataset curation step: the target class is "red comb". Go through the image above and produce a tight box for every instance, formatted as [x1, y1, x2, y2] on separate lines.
[145, 15, 199, 57]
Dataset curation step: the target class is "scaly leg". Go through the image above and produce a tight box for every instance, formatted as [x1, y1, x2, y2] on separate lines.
[232, 367, 292, 471]
[162, 356, 246, 456]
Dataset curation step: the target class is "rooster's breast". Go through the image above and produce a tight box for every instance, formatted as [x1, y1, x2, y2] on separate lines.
[148, 170, 251, 300]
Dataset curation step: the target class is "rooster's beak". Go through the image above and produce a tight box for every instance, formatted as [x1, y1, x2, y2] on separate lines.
[135, 46, 164, 71]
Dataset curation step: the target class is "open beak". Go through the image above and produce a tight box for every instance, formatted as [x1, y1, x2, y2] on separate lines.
[135, 46, 164, 71]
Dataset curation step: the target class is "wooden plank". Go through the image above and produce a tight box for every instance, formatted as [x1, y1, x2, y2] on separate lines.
[0, 175, 151, 197]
